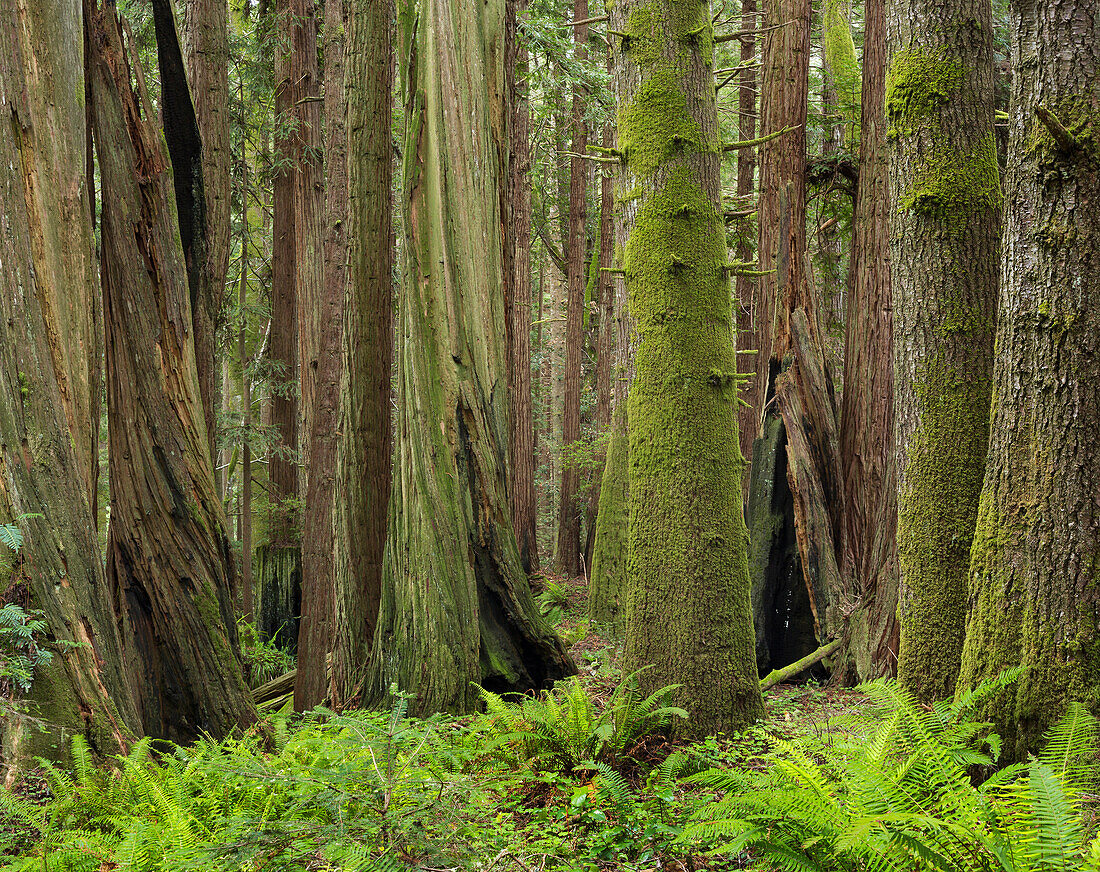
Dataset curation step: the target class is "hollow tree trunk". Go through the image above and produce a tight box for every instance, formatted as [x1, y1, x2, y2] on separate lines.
[956, 0, 1098, 758]
[555, 0, 587, 578]
[886, 0, 1000, 703]
[87, 1, 257, 743]
[295, 0, 349, 711]
[331, 0, 394, 709]
[836, 0, 899, 682]
[617, 0, 764, 735]
[0, 0, 138, 764]
[366, 0, 573, 715]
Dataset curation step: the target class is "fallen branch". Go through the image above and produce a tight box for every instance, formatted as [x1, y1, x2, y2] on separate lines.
[760, 638, 841, 691]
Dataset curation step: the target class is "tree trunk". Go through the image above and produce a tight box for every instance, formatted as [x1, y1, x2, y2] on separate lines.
[617, 0, 764, 735]
[366, 0, 573, 715]
[261, 0, 302, 650]
[956, 0, 1098, 758]
[293, 0, 324, 491]
[734, 0, 759, 489]
[87, 1, 257, 742]
[0, 0, 139, 765]
[886, 0, 1000, 703]
[836, 0, 899, 682]
[238, 158, 254, 622]
[180, 0, 232, 474]
[507, 0, 539, 575]
[331, 0, 394, 709]
[555, 0, 587, 578]
[295, 0, 348, 712]
[583, 111, 615, 572]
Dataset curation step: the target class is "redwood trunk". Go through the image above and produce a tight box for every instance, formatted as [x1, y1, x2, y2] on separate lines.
[88, 1, 256, 742]
[555, 0, 588, 578]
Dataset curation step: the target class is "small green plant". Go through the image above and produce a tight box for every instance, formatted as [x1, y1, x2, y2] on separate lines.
[236, 618, 295, 688]
[537, 579, 570, 624]
[476, 667, 688, 773]
[681, 670, 1100, 872]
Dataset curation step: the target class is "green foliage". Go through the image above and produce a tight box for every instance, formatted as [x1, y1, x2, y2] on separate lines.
[476, 667, 687, 773]
[681, 671, 1100, 872]
[236, 619, 295, 689]
[536, 579, 570, 624]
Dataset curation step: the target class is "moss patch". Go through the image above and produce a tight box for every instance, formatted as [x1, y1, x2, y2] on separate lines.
[886, 46, 964, 135]
[897, 132, 1002, 228]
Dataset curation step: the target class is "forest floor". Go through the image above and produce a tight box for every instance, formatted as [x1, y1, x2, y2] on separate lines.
[0, 576, 873, 872]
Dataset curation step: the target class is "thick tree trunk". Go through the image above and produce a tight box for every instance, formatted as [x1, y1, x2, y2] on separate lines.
[238, 178, 254, 622]
[295, 0, 348, 712]
[87, 1, 256, 742]
[956, 0, 1098, 758]
[331, 0, 393, 709]
[836, 0, 899, 682]
[555, 0, 587, 578]
[617, 0, 764, 735]
[366, 0, 573, 715]
[180, 0, 232, 474]
[0, 0, 138, 764]
[886, 0, 1000, 702]
[507, 0, 539, 575]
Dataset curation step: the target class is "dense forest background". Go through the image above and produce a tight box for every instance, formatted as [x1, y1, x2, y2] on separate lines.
[0, 0, 1098, 862]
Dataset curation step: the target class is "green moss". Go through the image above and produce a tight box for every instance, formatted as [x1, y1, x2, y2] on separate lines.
[1026, 93, 1099, 163]
[896, 353, 992, 702]
[885, 46, 963, 134]
[897, 132, 1002, 228]
[823, 0, 860, 134]
[589, 410, 629, 626]
[618, 70, 711, 180]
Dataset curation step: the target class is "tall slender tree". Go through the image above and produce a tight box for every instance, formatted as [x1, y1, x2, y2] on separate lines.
[331, 0, 395, 708]
[617, 0, 764, 735]
[365, 0, 573, 714]
[886, 0, 1000, 702]
[836, 0, 899, 681]
[956, 0, 1098, 758]
[296, 0, 349, 711]
[555, 0, 588, 578]
[88, 0, 256, 742]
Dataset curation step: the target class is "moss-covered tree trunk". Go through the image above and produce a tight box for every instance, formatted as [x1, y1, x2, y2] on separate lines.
[365, 0, 573, 714]
[88, 1, 257, 743]
[617, 0, 764, 735]
[885, 0, 1000, 702]
[955, 0, 1098, 758]
[331, 0, 394, 708]
[0, 0, 139, 764]
[836, 0, 899, 682]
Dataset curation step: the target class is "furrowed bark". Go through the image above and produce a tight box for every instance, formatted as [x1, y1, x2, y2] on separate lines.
[366, 0, 573, 714]
[331, 0, 394, 709]
[295, 0, 349, 712]
[555, 0, 588, 578]
[956, 0, 1099, 758]
[0, 0, 138, 765]
[87, 1, 256, 742]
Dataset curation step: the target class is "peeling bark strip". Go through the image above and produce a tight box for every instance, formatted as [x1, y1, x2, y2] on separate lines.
[886, 0, 1000, 703]
[957, 0, 1099, 760]
[0, 0, 138, 765]
[616, 0, 764, 735]
[86, 1, 256, 742]
[365, 0, 572, 715]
